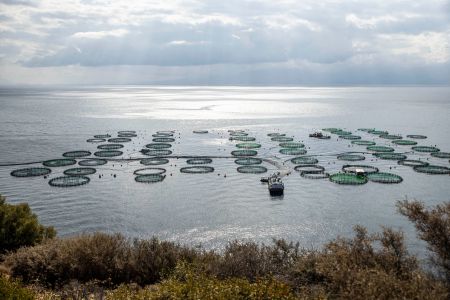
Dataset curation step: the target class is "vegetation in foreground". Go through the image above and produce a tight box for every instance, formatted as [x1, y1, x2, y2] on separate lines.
[0, 194, 449, 299]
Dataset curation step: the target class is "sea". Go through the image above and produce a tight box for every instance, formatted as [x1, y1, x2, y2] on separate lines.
[0, 86, 449, 257]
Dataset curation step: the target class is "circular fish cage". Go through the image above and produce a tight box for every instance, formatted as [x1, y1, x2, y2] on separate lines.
[108, 138, 132, 143]
[358, 128, 374, 132]
[43, 159, 77, 167]
[407, 134, 427, 139]
[236, 143, 261, 149]
[333, 130, 352, 136]
[431, 152, 450, 159]
[301, 171, 329, 179]
[339, 135, 361, 140]
[380, 134, 402, 140]
[157, 130, 175, 135]
[342, 164, 379, 174]
[279, 142, 304, 148]
[118, 130, 136, 135]
[98, 144, 124, 150]
[94, 150, 123, 157]
[368, 130, 389, 135]
[180, 166, 214, 174]
[146, 143, 172, 149]
[279, 148, 307, 155]
[87, 138, 106, 143]
[322, 128, 341, 132]
[152, 137, 176, 143]
[231, 150, 258, 157]
[234, 158, 263, 165]
[413, 165, 450, 175]
[373, 153, 407, 160]
[64, 167, 96, 176]
[229, 132, 248, 137]
[193, 130, 208, 134]
[140, 158, 169, 165]
[135, 174, 165, 183]
[397, 159, 428, 167]
[367, 145, 395, 152]
[337, 154, 366, 161]
[291, 156, 318, 164]
[367, 172, 403, 184]
[267, 133, 286, 137]
[412, 146, 440, 153]
[187, 158, 213, 164]
[351, 140, 376, 146]
[142, 149, 172, 156]
[329, 173, 368, 185]
[79, 158, 107, 166]
[230, 136, 256, 142]
[94, 134, 111, 139]
[49, 176, 90, 187]
[152, 133, 173, 138]
[62, 151, 91, 158]
[118, 133, 137, 138]
[134, 168, 166, 175]
[237, 165, 268, 174]
[392, 140, 417, 145]
[271, 136, 293, 142]
[294, 165, 325, 173]
[11, 167, 51, 177]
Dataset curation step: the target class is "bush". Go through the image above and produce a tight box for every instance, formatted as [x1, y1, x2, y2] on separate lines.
[0, 195, 56, 253]
[397, 200, 450, 284]
[0, 275, 34, 300]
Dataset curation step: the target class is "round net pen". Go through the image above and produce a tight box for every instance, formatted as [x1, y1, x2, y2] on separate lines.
[337, 154, 365, 161]
[193, 130, 208, 134]
[271, 136, 293, 142]
[279, 142, 304, 148]
[134, 168, 166, 175]
[64, 167, 96, 176]
[342, 164, 379, 174]
[231, 150, 258, 157]
[367, 146, 395, 152]
[397, 160, 428, 167]
[98, 144, 124, 150]
[291, 156, 318, 164]
[146, 143, 172, 149]
[431, 152, 450, 159]
[43, 159, 77, 167]
[79, 159, 107, 166]
[392, 140, 417, 146]
[380, 134, 402, 140]
[135, 174, 166, 183]
[187, 158, 213, 164]
[339, 135, 361, 140]
[237, 166, 268, 174]
[94, 134, 111, 139]
[87, 138, 106, 143]
[11, 167, 51, 177]
[413, 165, 450, 175]
[352, 140, 376, 146]
[140, 158, 169, 165]
[367, 172, 403, 184]
[301, 171, 329, 179]
[49, 176, 90, 187]
[294, 165, 325, 173]
[279, 148, 307, 155]
[108, 138, 132, 143]
[406, 134, 427, 139]
[329, 173, 368, 185]
[373, 153, 407, 160]
[152, 137, 175, 143]
[94, 150, 123, 157]
[230, 136, 256, 142]
[141, 149, 173, 156]
[62, 150, 92, 158]
[180, 166, 214, 174]
[234, 158, 262, 165]
[368, 130, 388, 135]
[236, 143, 261, 149]
[412, 146, 440, 153]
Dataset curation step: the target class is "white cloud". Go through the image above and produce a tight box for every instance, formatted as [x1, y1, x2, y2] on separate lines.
[71, 29, 129, 39]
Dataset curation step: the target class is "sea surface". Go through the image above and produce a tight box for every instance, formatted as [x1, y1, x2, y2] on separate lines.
[0, 86, 449, 256]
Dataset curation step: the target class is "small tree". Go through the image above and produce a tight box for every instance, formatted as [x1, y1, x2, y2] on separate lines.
[0, 195, 56, 253]
[397, 200, 450, 284]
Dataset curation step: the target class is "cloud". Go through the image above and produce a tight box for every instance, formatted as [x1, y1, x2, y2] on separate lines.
[71, 29, 129, 39]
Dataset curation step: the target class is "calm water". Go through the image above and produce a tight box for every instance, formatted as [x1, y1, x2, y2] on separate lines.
[0, 86, 449, 255]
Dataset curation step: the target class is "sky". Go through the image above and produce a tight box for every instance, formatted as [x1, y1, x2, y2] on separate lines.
[0, 0, 449, 85]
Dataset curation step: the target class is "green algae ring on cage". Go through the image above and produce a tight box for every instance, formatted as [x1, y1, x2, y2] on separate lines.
[339, 135, 361, 140]
[373, 153, 407, 160]
[231, 150, 258, 157]
[43, 158, 77, 167]
[230, 136, 256, 142]
[406, 134, 427, 139]
[134, 168, 166, 175]
[291, 156, 318, 164]
[411, 146, 440, 153]
[279, 148, 307, 155]
[94, 150, 123, 157]
[237, 165, 268, 174]
[140, 158, 169, 165]
[79, 158, 107, 166]
[62, 150, 92, 158]
[135, 174, 166, 183]
[368, 130, 388, 135]
[234, 158, 263, 165]
[180, 166, 214, 174]
[380, 134, 402, 140]
[342, 164, 379, 174]
[351, 140, 376, 146]
[108, 137, 132, 143]
[294, 165, 325, 173]
[397, 159, 428, 167]
[366, 172, 403, 184]
[337, 154, 365, 161]
[271, 136, 293, 142]
[49, 175, 90, 187]
[431, 152, 450, 159]
[11, 167, 52, 177]
[367, 145, 395, 152]
[235, 142, 261, 149]
[152, 137, 176, 143]
[87, 138, 106, 143]
[413, 165, 450, 175]
[146, 143, 172, 149]
[329, 173, 368, 185]
[193, 130, 208, 134]
[64, 167, 97, 176]
[187, 158, 213, 164]
[98, 144, 124, 150]
[142, 149, 172, 156]
[279, 142, 304, 148]
[392, 140, 417, 146]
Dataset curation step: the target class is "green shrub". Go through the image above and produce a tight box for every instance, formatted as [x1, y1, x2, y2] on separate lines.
[0, 275, 34, 300]
[0, 195, 56, 253]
